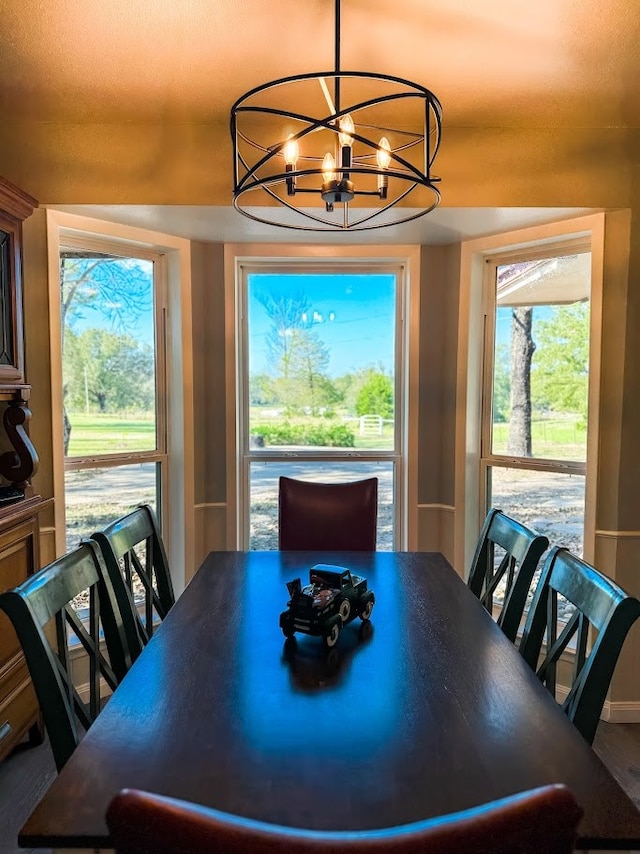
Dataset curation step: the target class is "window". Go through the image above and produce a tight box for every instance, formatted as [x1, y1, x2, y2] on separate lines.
[238, 263, 406, 550]
[481, 247, 591, 565]
[59, 238, 167, 550]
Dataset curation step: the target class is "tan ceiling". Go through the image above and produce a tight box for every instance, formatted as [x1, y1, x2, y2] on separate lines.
[1, 0, 636, 238]
[3, 0, 639, 128]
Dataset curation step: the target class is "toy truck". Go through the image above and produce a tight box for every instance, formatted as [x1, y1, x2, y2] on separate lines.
[279, 564, 375, 647]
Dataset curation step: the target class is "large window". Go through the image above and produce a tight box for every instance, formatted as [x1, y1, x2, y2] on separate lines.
[59, 238, 167, 550]
[481, 246, 591, 560]
[238, 264, 406, 550]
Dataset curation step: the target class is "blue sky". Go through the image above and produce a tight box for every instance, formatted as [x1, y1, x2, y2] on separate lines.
[66, 257, 155, 347]
[248, 272, 396, 377]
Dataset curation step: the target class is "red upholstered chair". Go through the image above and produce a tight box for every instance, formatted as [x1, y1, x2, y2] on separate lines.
[278, 476, 378, 551]
[106, 784, 582, 854]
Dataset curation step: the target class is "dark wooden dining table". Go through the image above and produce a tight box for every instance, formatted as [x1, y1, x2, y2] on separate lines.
[20, 550, 640, 850]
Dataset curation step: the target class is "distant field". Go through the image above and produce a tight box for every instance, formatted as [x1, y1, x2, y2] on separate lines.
[66, 411, 584, 459]
[66, 412, 156, 456]
[492, 417, 586, 460]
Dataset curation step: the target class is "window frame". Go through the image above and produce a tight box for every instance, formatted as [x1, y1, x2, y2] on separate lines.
[59, 234, 168, 472]
[54, 229, 170, 554]
[228, 250, 419, 552]
[479, 238, 592, 516]
[455, 214, 605, 575]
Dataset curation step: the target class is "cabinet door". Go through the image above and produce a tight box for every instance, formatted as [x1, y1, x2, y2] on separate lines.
[0, 517, 38, 674]
[0, 214, 24, 383]
[0, 514, 40, 760]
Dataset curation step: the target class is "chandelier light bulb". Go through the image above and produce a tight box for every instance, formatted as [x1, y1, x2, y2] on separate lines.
[322, 152, 337, 182]
[337, 113, 355, 148]
[376, 137, 391, 170]
[283, 135, 299, 166]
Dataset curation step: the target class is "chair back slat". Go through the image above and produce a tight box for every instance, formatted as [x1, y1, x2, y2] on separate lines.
[0, 540, 136, 771]
[468, 509, 549, 643]
[520, 546, 640, 744]
[92, 504, 174, 647]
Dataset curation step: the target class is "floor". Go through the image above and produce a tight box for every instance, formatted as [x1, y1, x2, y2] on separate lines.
[1, 722, 640, 853]
[0, 736, 56, 854]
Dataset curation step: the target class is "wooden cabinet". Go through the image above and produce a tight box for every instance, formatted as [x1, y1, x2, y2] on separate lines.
[0, 176, 48, 761]
[0, 496, 51, 761]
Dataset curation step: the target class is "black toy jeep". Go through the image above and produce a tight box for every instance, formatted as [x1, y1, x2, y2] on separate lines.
[279, 564, 375, 647]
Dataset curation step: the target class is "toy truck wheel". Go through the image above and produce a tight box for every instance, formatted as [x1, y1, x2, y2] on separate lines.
[282, 626, 295, 638]
[338, 598, 351, 622]
[325, 621, 341, 648]
[360, 599, 374, 621]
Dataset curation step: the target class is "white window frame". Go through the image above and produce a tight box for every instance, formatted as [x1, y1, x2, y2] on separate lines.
[455, 214, 605, 575]
[45, 210, 196, 594]
[479, 238, 592, 516]
[224, 245, 421, 551]
[58, 234, 168, 481]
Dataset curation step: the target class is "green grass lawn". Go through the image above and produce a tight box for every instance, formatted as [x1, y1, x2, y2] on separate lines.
[492, 417, 586, 460]
[66, 412, 156, 456]
[67, 411, 584, 460]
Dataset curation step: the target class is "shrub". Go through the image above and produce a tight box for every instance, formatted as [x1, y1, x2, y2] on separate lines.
[252, 421, 355, 448]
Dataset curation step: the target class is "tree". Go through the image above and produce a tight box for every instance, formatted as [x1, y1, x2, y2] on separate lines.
[254, 290, 339, 414]
[268, 329, 338, 414]
[532, 303, 589, 417]
[60, 252, 153, 451]
[507, 307, 535, 457]
[63, 328, 154, 413]
[249, 373, 276, 406]
[355, 371, 394, 419]
[335, 363, 389, 416]
[492, 343, 511, 423]
[255, 289, 311, 380]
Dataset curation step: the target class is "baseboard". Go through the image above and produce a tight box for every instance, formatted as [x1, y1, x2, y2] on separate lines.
[76, 677, 113, 705]
[600, 700, 640, 723]
[555, 684, 640, 723]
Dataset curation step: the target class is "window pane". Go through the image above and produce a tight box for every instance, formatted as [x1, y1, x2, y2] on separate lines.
[64, 462, 158, 551]
[249, 461, 394, 550]
[488, 466, 585, 558]
[60, 251, 157, 458]
[492, 254, 590, 461]
[247, 272, 396, 453]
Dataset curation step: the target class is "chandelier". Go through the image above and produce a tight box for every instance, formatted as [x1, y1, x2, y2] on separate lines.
[230, 0, 442, 232]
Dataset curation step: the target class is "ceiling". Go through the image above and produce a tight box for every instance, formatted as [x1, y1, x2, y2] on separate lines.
[3, 0, 633, 242]
[47, 204, 592, 244]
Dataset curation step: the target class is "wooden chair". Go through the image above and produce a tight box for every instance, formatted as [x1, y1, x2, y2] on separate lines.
[520, 546, 640, 745]
[106, 784, 582, 854]
[278, 476, 378, 551]
[92, 504, 174, 647]
[0, 540, 137, 771]
[467, 508, 549, 643]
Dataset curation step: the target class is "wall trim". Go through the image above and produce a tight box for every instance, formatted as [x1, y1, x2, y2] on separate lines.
[595, 529, 640, 539]
[417, 503, 455, 512]
[601, 701, 640, 723]
[555, 684, 640, 723]
[77, 678, 112, 706]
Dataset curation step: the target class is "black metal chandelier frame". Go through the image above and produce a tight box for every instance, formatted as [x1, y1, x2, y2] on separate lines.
[230, 0, 442, 232]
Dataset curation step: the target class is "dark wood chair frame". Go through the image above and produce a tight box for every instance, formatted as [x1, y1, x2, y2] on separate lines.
[520, 546, 640, 745]
[0, 540, 137, 771]
[467, 508, 549, 643]
[106, 783, 582, 854]
[278, 476, 378, 551]
[92, 503, 174, 650]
